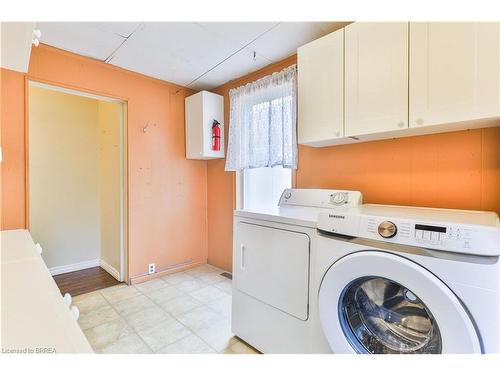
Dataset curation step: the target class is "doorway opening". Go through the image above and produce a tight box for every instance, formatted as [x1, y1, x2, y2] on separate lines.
[28, 81, 128, 287]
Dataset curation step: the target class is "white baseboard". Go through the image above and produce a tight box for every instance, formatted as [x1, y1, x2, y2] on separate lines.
[100, 259, 121, 282]
[49, 259, 100, 276]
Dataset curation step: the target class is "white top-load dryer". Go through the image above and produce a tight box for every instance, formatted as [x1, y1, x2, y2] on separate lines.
[232, 188, 362, 353]
[313, 204, 500, 354]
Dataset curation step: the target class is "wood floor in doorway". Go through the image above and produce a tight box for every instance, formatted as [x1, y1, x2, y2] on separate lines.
[53, 267, 122, 297]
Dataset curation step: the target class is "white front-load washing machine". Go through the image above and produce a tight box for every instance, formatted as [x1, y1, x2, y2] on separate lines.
[232, 188, 362, 353]
[312, 204, 500, 354]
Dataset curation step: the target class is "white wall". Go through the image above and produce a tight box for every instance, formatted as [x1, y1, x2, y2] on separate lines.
[29, 87, 123, 276]
[29, 87, 101, 270]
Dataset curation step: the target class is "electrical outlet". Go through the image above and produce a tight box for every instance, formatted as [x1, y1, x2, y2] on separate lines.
[148, 263, 156, 274]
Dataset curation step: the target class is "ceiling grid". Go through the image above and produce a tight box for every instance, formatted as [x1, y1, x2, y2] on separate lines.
[36, 22, 347, 90]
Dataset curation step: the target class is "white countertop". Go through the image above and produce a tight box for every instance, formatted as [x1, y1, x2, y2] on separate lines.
[1, 230, 93, 353]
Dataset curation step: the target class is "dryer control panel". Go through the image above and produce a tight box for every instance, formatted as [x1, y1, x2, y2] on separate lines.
[279, 189, 362, 209]
[317, 204, 500, 257]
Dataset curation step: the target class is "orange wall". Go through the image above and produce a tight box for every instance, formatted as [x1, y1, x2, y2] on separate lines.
[3, 47, 499, 276]
[1, 45, 208, 282]
[1, 68, 27, 229]
[207, 56, 298, 271]
[207, 54, 500, 272]
[297, 128, 500, 210]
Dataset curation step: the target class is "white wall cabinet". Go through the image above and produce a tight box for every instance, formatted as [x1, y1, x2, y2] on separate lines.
[345, 22, 409, 137]
[185, 90, 224, 160]
[409, 22, 500, 128]
[0, 22, 35, 73]
[298, 28, 344, 145]
[297, 22, 500, 147]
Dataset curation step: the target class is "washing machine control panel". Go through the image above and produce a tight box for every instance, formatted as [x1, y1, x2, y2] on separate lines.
[414, 224, 447, 242]
[317, 209, 500, 256]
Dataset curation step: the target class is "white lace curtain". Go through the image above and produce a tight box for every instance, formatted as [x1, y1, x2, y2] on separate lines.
[224, 65, 297, 172]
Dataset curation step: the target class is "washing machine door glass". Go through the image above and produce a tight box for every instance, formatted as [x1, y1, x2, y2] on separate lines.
[340, 277, 442, 354]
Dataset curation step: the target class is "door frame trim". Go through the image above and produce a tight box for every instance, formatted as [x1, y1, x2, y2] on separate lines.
[26, 80, 129, 282]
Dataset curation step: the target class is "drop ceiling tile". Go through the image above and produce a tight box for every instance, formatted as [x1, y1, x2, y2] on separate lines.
[108, 22, 250, 87]
[196, 22, 279, 49]
[37, 22, 125, 61]
[35, 22, 350, 90]
[86, 22, 141, 38]
[188, 48, 272, 91]
[248, 22, 335, 62]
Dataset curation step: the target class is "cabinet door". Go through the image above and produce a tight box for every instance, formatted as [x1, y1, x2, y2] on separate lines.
[345, 22, 409, 136]
[233, 222, 310, 320]
[410, 22, 500, 128]
[298, 28, 344, 145]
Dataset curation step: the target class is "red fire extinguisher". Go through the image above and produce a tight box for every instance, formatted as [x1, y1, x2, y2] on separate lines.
[212, 120, 221, 151]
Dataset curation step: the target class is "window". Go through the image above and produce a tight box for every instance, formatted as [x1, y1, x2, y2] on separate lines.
[240, 166, 292, 210]
[239, 96, 293, 209]
[225, 65, 297, 172]
[226, 65, 297, 209]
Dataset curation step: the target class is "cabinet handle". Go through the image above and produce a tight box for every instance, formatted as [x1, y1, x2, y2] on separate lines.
[335, 131, 340, 137]
[416, 118, 424, 126]
[397, 121, 406, 128]
[63, 293, 72, 307]
[240, 244, 246, 270]
[71, 305, 80, 321]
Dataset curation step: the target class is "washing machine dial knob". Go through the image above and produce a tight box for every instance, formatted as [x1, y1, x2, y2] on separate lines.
[330, 192, 347, 205]
[378, 221, 397, 238]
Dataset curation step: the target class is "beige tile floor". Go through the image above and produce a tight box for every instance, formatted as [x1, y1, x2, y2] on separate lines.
[73, 264, 259, 354]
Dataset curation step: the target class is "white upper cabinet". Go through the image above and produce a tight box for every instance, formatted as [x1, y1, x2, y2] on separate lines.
[0, 22, 36, 73]
[409, 22, 500, 128]
[185, 91, 224, 160]
[298, 28, 344, 146]
[345, 22, 409, 137]
[296, 22, 499, 147]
